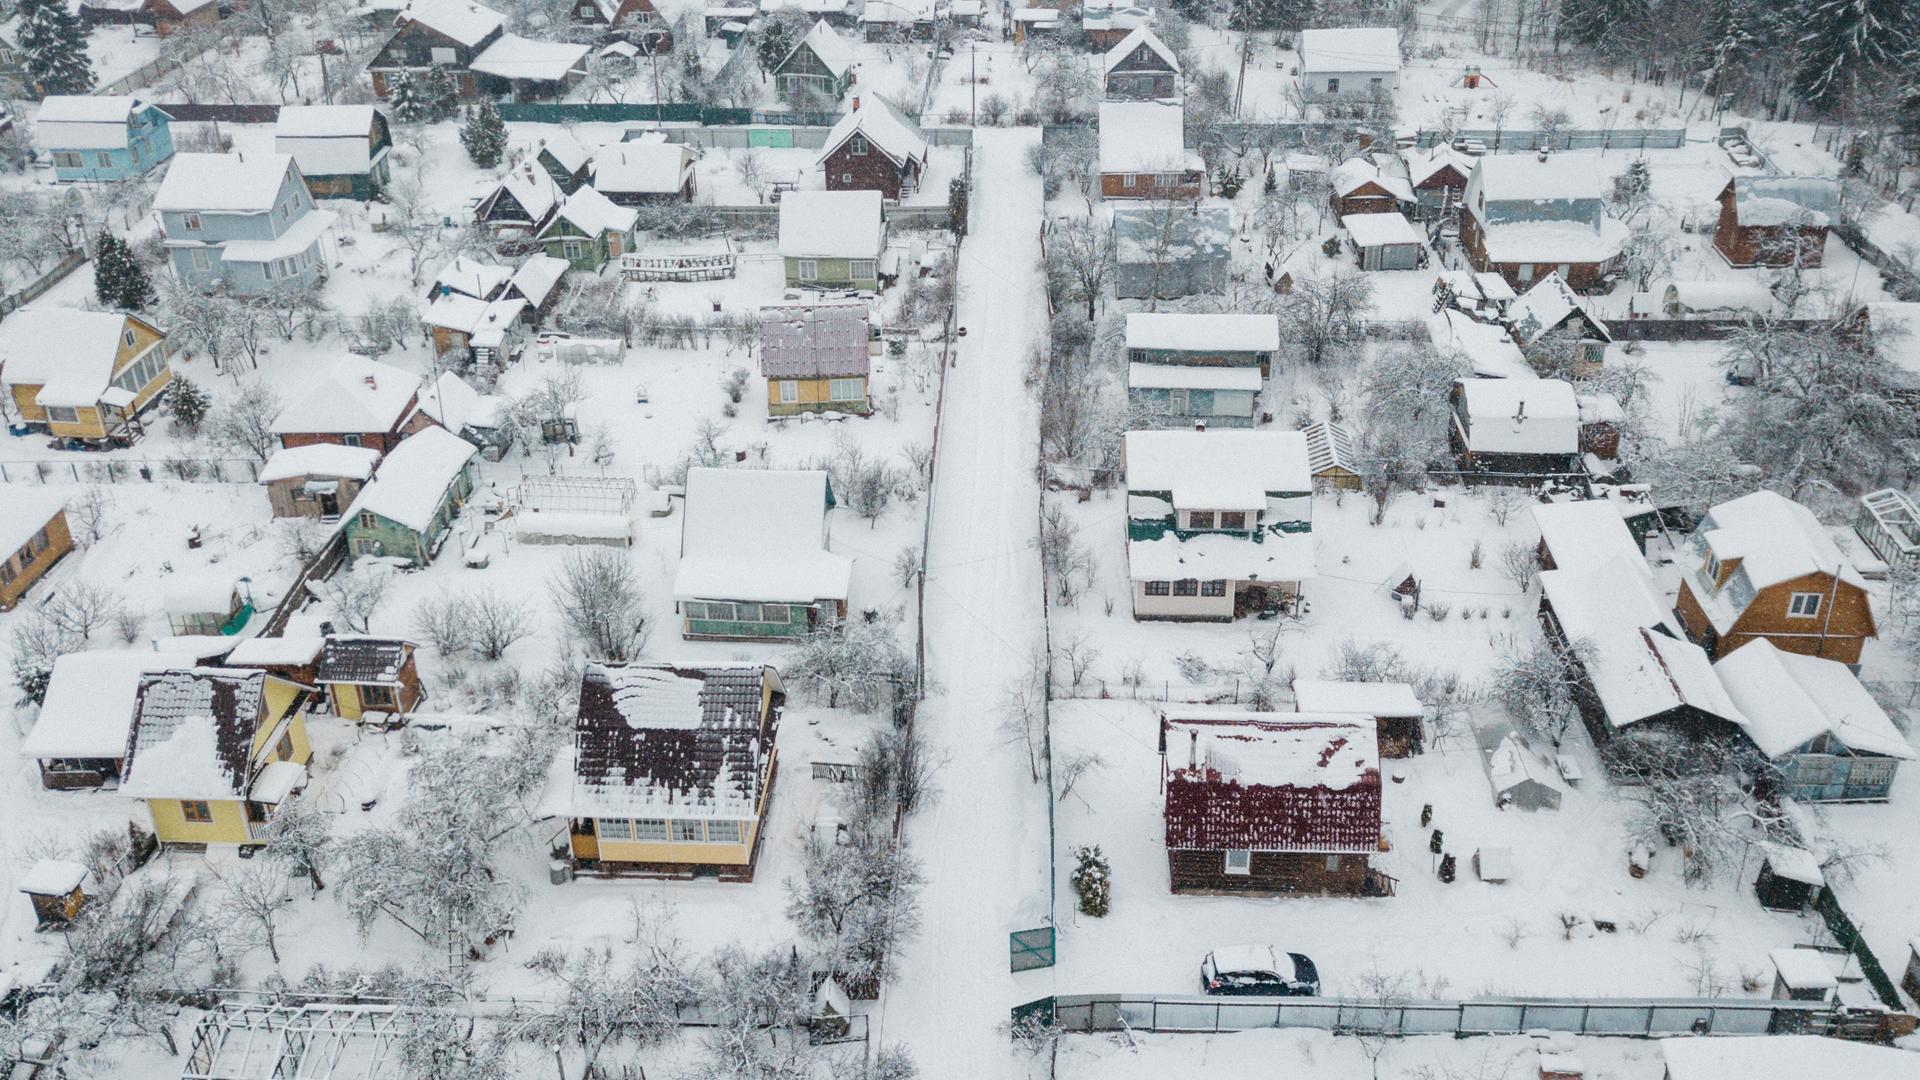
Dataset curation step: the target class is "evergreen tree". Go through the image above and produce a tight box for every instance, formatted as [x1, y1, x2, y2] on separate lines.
[164, 376, 211, 434]
[1557, 0, 1652, 61]
[1793, 0, 1919, 109]
[92, 231, 153, 311]
[420, 66, 460, 121]
[947, 175, 968, 239]
[386, 70, 430, 123]
[460, 100, 507, 167]
[16, 0, 93, 96]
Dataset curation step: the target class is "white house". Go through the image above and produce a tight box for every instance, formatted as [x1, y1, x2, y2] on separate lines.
[1295, 27, 1400, 98]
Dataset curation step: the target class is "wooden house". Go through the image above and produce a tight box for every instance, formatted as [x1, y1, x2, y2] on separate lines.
[1448, 377, 1580, 477]
[759, 301, 872, 416]
[1343, 212, 1423, 271]
[1329, 157, 1415, 218]
[1291, 680, 1425, 757]
[341, 426, 479, 566]
[257, 444, 381, 521]
[429, 255, 513, 302]
[1505, 273, 1612, 375]
[19, 650, 197, 789]
[368, 0, 587, 101]
[1101, 26, 1179, 100]
[779, 190, 885, 291]
[144, 0, 216, 36]
[1126, 312, 1278, 374]
[18, 860, 89, 930]
[1124, 430, 1314, 621]
[34, 95, 173, 183]
[223, 636, 327, 687]
[1712, 176, 1838, 269]
[1304, 421, 1360, 492]
[118, 667, 312, 848]
[1673, 490, 1876, 665]
[1294, 27, 1399, 99]
[1752, 842, 1823, 912]
[1079, 0, 1148, 50]
[538, 186, 637, 271]
[269, 357, 423, 455]
[1111, 203, 1230, 299]
[672, 468, 852, 640]
[772, 20, 856, 102]
[1403, 145, 1471, 221]
[857, 0, 933, 40]
[1097, 101, 1203, 199]
[0, 310, 173, 446]
[569, 0, 669, 49]
[558, 663, 784, 881]
[529, 130, 593, 194]
[1124, 312, 1273, 420]
[504, 254, 570, 320]
[1010, 7, 1060, 42]
[1460, 153, 1626, 291]
[1127, 363, 1261, 427]
[1714, 640, 1912, 801]
[475, 161, 564, 234]
[424, 290, 528, 365]
[590, 138, 697, 205]
[816, 94, 927, 201]
[154, 153, 335, 298]
[0, 490, 73, 611]
[274, 105, 392, 200]
[1160, 711, 1388, 897]
[315, 637, 424, 721]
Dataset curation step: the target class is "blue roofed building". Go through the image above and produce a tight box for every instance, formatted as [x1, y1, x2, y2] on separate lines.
[36, 96, 173, 183]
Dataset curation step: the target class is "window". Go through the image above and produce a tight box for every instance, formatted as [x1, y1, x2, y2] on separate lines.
[672, 820, 705, 843]
[343, 433, 362, 447]
[707, 820, 744, 843]
[189, 248, 211, 272]
[840, 172, 853, 183]
[1704, 552, 1721, 585]
[1368, 77, 1382, 91]
[633, 819, 668, 841]
[263, 260, 276, 281]
[849, 259, 875, 281]
[45, 406, 78, 424]
[357, 512, 378, 528]
[599, 818, 632, 839]
[181, 800, 213, 823]
[0, 562, 13, 585]
[96, 152, 112, 168]
[1220, 511, 1247, 530]
[1223, 849, 1251, 875]
[1188, 511, 1215, 529]
[734, 603, 762, 622]
[52, 152, 81, 168]
[29, 529, 47, 554]
[1201, 580, 1227, 597]
[578, 3, 594, 14]
[1517, 263, 1535, 282]
[183, 213, 201, 231]
[760, 604, 790, 624]
[850, 135, 868, 156]
[1788, 592, 1823, 618]
[430, 46, 457, 64]
[1325, 854, 1343, 871]
[276, 733, 295, 760]
[828, 378, 864, 402]
[797, 258, 819, 281]
[1121, 173, 1137, 188]
[123, 329, 137, 347]
[696, 601, 736, 621]
[1848, 760, 1896, 790]
[779, 380, 799, 404]
[1144, 581, 1170, 596]
[562, 239, 586, 260]
[1167, 388, 1188, 415]
[360, 684, 397, 709]
[1154, 174, 1174, 189]
[1173, 579, 1199, 597]
[1325, 78, 1340, 93]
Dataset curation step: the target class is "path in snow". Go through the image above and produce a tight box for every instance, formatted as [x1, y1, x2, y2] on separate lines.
[881, 127, 1052, 1076]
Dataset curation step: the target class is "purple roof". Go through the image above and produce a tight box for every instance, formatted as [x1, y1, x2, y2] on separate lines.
[758, 302, 871, 379]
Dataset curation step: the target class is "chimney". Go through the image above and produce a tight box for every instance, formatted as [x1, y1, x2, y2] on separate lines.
[364, 374, 378, 390]
[1192, 419, 1207, 432]
[851, 94, 861, 111]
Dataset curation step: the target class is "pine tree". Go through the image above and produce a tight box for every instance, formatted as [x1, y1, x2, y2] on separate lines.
[947, 175, 968, 239]
[1793, 0, 1919, 109]
[1070, 845, 1111, 917]
[460, 100, 507, 167]
[164, 376, 211, 434]
[386, 70, 429, 123]
[420, 66, 459, 121]
[92, 231, 153, 311]
[16, 0, 93, 96]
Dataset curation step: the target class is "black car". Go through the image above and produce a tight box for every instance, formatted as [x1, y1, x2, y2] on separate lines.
[1199, 946, 1321, 996]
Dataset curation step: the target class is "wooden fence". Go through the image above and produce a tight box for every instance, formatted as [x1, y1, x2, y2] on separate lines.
[1610, 317, 1831, 341]
[0, 250, 87, 321]
[0, 455, 262, 484]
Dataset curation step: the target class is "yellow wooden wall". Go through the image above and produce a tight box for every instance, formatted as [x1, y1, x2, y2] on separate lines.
[10, 317, 173, 439]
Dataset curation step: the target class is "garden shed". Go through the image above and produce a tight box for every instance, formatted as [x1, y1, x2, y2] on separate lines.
[1481, 728, 1562, 811]
[1342, 212, 1423, 271]
[1752, 841, 1824, 911]
[1767, 947, 1836, 1002]
[19, 859, 89, 930]
[1303, 422, 1359, 491]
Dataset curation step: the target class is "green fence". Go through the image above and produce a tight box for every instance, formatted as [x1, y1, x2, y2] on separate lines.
[1815, 885, 1903, 1009]
[493, 103, 843, 126]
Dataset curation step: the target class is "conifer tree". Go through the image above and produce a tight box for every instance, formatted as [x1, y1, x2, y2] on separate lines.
[460, 100, 507, 167]
[386, 70, 429, 123]
[1792, 0, 1919, 109]
[16, 0, 93, 96]
[92, 231, 153, 311]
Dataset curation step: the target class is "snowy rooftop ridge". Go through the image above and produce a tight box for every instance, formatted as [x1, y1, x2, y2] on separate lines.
[1124, 312, 1277, 354]
[257, 443, 382, 484]
[1296, 27, 1400, 73]
[270, 356, 421, 436]
[120, 667, 271, 801]
[154, 152, 298, 214]
[36, 95, 166, 150]
[340, 426, 477, 532]
[1691, 490, 1862, 593]
[672, 467, 852, 604]
[591, 141, 693, 195]
[396, 0, 504, 46]
[1713, 640, 1913, 761]
[1455, 378, 1579, 455]
[815, 93, 928, 170]
[1125, 429, 1313, 508]
[1101, 25, 1179, 77]
[568, 663, 779, 818]
[19, 650, 200, 760]
[1162, 711, 1382, 854]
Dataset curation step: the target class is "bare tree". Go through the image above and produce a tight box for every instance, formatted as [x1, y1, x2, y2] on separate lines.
[1498, 539, 1539, 592]
[997, 652, 1048, 783]
[1044, 216, 1115, 321]
[1282, 272, 1375, 366]
[1610, 729, 1787, 887]
[549, 548, 649, 661]
[208, 381, 283, 462]
[215, 859, 292, 969]
[314, 560, 393, 634]
[1490, 637, 1589, 747]
[67, 486, 113, 545]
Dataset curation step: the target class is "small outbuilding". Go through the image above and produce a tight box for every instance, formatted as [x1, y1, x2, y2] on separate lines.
[1753, 842, 1824, 912]
[1482, 729, 1562, 811]
[316, 636, 424, 721]
[18, 860, 90, 930]
[1449, 377, 1581, 477]
[1767, 947, 1837, 1002]
[1713, 176, 1839, 269]
[1343, 212, 1422, 271]
[1303, 422, 1360, 492]
[1854, 488, 1920, 573]
[1291, 679, 1425, 757]
[258, 444, 381, 521]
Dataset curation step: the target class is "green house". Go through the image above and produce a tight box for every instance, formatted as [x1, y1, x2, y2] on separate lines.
[342, 427, 479, 567]
[672, 467, 852, 641]
[538, 187, 639, 272]
[778, 190, 885, 292]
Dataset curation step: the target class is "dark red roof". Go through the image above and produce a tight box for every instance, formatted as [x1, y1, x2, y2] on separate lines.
[1162, 715, 1382, 853]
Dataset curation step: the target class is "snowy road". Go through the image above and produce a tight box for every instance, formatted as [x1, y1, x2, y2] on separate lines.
[882, 127, 1053, 1076]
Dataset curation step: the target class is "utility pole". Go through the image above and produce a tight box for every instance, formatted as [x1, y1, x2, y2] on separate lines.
[970, 42, 976, 126]
[1232, 4, 1250, 118]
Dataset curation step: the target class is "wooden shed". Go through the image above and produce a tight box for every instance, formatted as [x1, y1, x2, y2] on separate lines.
[19, 859, 89, 930]
[1753, 842, 1824, 912]
[1304, 422, 1360, 492]
[1768, 947, 1837, 1002]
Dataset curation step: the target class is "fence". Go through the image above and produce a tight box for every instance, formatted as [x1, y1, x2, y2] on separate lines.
[1814, 886, 1903, 1009]
[1611, 317, 1831, 341]
[0, 250, 87, 321]
[1020, 994, 1835, 1038]
[1411, 128, 1689, 152]
[658, 125, 973, 150]
[158, 103, 282, 124]
[1835, 221, 1920, 297]
[495, 103, 849, 126]
[0, 456, 264, 484]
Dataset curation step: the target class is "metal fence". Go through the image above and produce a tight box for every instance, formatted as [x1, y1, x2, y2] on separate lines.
[659, 125, 973, 149]
[0, 456, 264, 484]
[1410, 128, 1689, 152]
[1024, 994, 1834, 1038]
[1611, 317, 1832, 341]
[494, 103, 852, 126]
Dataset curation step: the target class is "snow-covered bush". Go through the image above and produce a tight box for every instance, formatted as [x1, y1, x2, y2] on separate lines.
[1071, 844, 1111, 917]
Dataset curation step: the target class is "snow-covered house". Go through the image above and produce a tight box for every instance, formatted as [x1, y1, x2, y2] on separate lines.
[590, 138, 697, 205]
[557, 662, 784, 881]
[1433, 269, 1516, 320]
[771, 20, 856, 101]
[1294, 27, 1400, 98]
[1448, 377, 1580, 476]
[671, 467, 853, 640]
[270, 357, 423, 455]
[1124, 429, 1315, 621]
[1460, 153, 1626, 292]
[0, 489, 71, 612]
[1160, 711, 1387, 896]
[1110, 202, 1230, 299]
[340, 426, 479, 566]
[779, 190, 885, 291]
[1660, 281, 1777, 319]
[1010, 6, 1061, 42]
[144, 0, 216, 36]
[0, 309, 174, 445]
[224, 636, 326, 686]
[570, 0, 669, 47]
[19, 650, 196, 789]
[475, 161, 565, 234]
[118, 667, 312, 848]
[1102, 26, 1179, 100]
[1329, 156, 1415, 218]
[1674, 490, 1876, 666]
[1714, 640, 1914, 802]
[316, 637, 424, 721]
[1402, 144, 1472, 220]
[35, 95, 173, 183]
[1505, 273, 1612, 375]
[257, 444, 382, 521]
[368, 0, 587, 101]
[1291, 679, 1425, 757]
[537, 185, 638, 271]
[817, 94, 928, 201]
[1712, 176, 1839, 269]
[425, 290, 529, 364]
[1662, 1035, 1920, 1080]
[272, 105, 392, 200]
[1531, 498, 1644, 572]
[1123, 313, 1274, 426]
[155, 152, 335, 297]
[858, 0, 933, 41]
[1342, 212, 1423, 271]
[529, 130, 594, 193]
[1303, 421, 1359, 491]
[1127, 363, 1261, 428]
[1426, 308, 1532, 379]
[1849, 301, 1920, 389]
[1098, 101, 1202, 199]
[1482, 729, 1561, 811]
[164, 574, 249, 636]
[504, 253, 570, 321]
[760, 301, 872, 416]
[1079, 0, 1149, 50]
[430, 255, 513, 303]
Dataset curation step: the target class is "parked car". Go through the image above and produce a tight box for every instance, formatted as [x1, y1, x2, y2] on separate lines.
[1199, 946, 1320, 996]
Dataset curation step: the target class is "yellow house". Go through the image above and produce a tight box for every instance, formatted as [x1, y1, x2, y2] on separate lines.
[759, 301, 873, 417]
[315, 637, 425, 722]
[118, 668, 313, 847]
[560, 663, 783, 882]
[0, 491, 73, 612]
[0, 309, 172, 444]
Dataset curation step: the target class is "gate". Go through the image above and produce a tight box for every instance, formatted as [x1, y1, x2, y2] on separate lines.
[1009, 927, 1055, 972]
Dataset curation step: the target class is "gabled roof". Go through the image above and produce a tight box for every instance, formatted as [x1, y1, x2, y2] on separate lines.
[257, 443, 382, 483]
[1404, 144, 1471, 187]
[570, 663, 780, 819]
[778, 190, 883, 259]
[120, 668, 271, 800]
[1296, 27, 1400, 74]
[780, 20, 854, 79]
[1506, 273, 1611, 346]
[759, 302, 871, 379]
[274, 104, 380, 138]
[1726, 176, 1840, 228]
[480, 164, 564, 224]
[316, 637, 412, 685]
[1343, 211, 1421, 247]
[1714, 640, 1913, 761]
[1125, 429, 1311, 507]
[541, 185, 638, 239]
[1426, 309, 1531, 379]
[1125, 312, 1277, 354]
[1455, 377, 1579, 455]
[1531, 498, 1641, 573]
[275, 107, 386, 177]
[671, 467, 852, 604]
[341, 426, 477, 532]
[0, 310, 159, 399]
[1098, 100, 1198, 174]
[1471, 153, 1605, 204]
[1694, 490, 1862, 593]
[154, 152, 299, 214]
[815, 94, 927, 170]
[1162, 711, 1381, 853]
[19, 650, 199, 760]
[432, 255, 513, 300]
[0, 488, 64, 557]
[471, 34, 590, 82]
[395, 0, 504, 46]
[1110, 203, 1231, 263]
[1101, 25, 1179, 77]
[424, 291, 528, 341]
[270, 357, 421, 436]
[36, 95, 166, 150]
[530, 129, 593, 174]
[506, 254, 569, 306]
[1291, 680, 1423, 717]
[591, 140, 694, 195]
[1331, 157, 1415, 202]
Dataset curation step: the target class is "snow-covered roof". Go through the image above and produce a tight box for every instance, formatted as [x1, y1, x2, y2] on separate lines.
[1101, 25, 1179, 77]
[1455, 377, 1579, 454]
[415, 371, 489, 431]
[154, 152, 296, 214]
[567, 662, 778, 819]
[1530, 499, 1640, 573]
[1098, 101, 1198, 174]
[1342, 211, 1421, 247]
[0, 488, 65, 557]
[1125, 429, 1311, 508]
[424, 291, 528, 340]
[257, 443, 382, 483]
[1758, 841, 1825, 885]
[217, 209, 337, 266]
[274, 104, 378, 138]
[1403, 144, 1471, 187]
[1769, 947, 1837, 990]
[1125, 312, 1277, 354]
[778, 190, 883, 259]
[1660, 280, 1776, 315]
[672, 468, 852, 604]
[1506, 273, 1610, 345]
[471, 34, 590, 82]
[1162, 711, 1381, 853]
[1478, 216, 1628, 264]
[1692, 490, 1863, 594]
[396, 0, 504, 45]
[433, 255, 512, 300]
[543, 185, 637, 239]
[1427, 310, 1531, 379]
[224, 636, 326, 667]
[1111, 203, 1230, 263]
[1291, 680, 1423, 717]
[18, 859, 89, 897]
[35, 94, 164, 149]
[342, 426, 477, 533]
[1010, 7, 1059, 22]
[1660, 1036, 1920, 1080]
[784, 20, 855, 78]
[515, 510, 632, 542]
[163, 572, 238, 615]
[274, 106, 383, 176]
[507, 254, 568, 306]
[1296, 27, 1399, 74]
[1127, 362, 1261, 391]
[251, 760, 307, 804]
[816, 94, 927, 170]
[0, 309, 150, 394]
[530, 128, 592, 173]
[1471, 153, 1606, 204]
[591, 141, 693, 195]
[759, 302, 871, 379]
[858, 0, 931, 24]
[1331, 157, 1414, 202]
[1728, 176, 1840, 228]
[270, 356, 420, 436]
[120, 667, 273, 801]
[485, 163, 564, 224]
[1714, 640, 1913, 761]
[1303, 421, 1355, 475]
[19, 650, 199, 760]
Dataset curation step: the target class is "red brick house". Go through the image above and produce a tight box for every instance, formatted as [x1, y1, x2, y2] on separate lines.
[269, 357, 425, 455]
[1712, 176, 1839, 269]
[1161, 711, 1390, 897]
[816, 94, 927, 200]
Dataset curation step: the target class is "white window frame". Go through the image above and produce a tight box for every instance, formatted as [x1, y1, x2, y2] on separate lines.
[671, 820, 705, 843]
[849, 259, 875, 281]
[1121, 173, 1137, 188]
[52, 151, 81, 169]
[45, 405, 79, 424]
[796, 258, 819, 281]
[189, 248, 211, 272]
[633, 819, 668, 841]
[1788, 591, 1823, 618]
[828, 377, 863, 402]
[430, 46, 457, 64]
[598, 817, 632, 839]
[1517, 263, 1535, 282]
[707, 820, 744, 844]
[778, 380, 799, 404]
[1223, 849, 1251, 875]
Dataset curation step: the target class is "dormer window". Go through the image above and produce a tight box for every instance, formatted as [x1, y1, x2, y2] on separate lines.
[1704, 552, 1721, 587]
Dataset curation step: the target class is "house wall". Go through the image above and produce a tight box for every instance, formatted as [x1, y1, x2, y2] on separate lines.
[1458, 211, 1613, 291]
[148, 796, 253, 845]
[1131, 579, 1236, 621]
[37, 757, 121, 791]
[164, 170, 326, 296]
[784, 255, 880, 291]
[767, 375, 871, 416]
[1168, 847, 1373, 896]
[682, 600, 821, 640]
[50, 109, 174, 182]
[0, 508, 73, 611]
[368, 20, 492, 94]
[1331, 180, 1403, 218]
[1356, 240, 1421, 272]
[1099, 170, 1203, 200]
[570, 748, 778, 881]
[1780, 752, 1901, 802]
[1712, 186, 1830, 269]
[279, 428, 407, 454]
[265, 474, 366, 518]
[1721, 572, 1874, 666]
[821, 138, 915, 200]
[1126, 386, 1256, 426]
[326, 659, 423, 721]
[1297, 65, 1398, 98]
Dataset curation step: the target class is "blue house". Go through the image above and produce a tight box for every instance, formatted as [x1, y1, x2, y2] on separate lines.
[155, 152, 336, 297]
[36, 96, 174, 183]
[1714, 640, 1916, 803]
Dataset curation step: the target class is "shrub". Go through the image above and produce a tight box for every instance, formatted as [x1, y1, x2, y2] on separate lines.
[1070, 844, 1111, 917]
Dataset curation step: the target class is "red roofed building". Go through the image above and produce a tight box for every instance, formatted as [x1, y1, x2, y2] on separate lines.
[1160, 711, 1390, 897]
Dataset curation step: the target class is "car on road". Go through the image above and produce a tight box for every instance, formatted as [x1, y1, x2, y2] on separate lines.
[1199, 946, 1320, 996]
